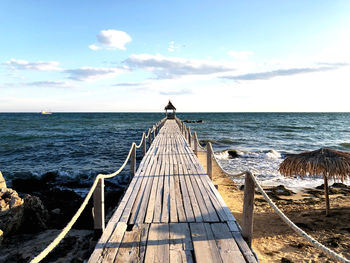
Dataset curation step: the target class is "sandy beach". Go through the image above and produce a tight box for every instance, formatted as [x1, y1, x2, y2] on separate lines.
[197, 151, 350, 263]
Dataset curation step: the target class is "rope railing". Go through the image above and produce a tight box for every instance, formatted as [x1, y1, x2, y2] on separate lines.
[178, 117, 350, 263]
[30, 118, 166, 263]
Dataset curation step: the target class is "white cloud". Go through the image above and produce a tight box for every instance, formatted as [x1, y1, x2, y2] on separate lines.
[228, 50, 253, 60]
[89, 29, 132, 50]
[88, 44, 101, 51]
[124, 53, 235, 79]
[4, 59, 61, 71]
[64, 67, 125, 81]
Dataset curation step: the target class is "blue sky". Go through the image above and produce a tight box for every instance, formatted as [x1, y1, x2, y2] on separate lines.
[1, 0, 350, 112]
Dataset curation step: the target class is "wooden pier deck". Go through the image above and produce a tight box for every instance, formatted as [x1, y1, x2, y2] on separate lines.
[89, 120, 257, 263]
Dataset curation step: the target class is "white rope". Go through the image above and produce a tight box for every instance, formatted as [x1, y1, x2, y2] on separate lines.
[135, 133, 145, 149]
[246, 172, 350, 263]
[30, 121, 159, 263]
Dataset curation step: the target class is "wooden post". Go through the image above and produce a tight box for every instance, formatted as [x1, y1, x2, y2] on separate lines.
[324, 175, 330, 216]
[93, 177, 105, 238]
[153, 126, 156, 140]
[148, 128, 152, 147]
[194, 132, 198, 156]
[142, 133, 147, 156]
[207, 142, 212, 180]
[188, 127, 191, 147]
[242, 172, 255, 247]
[182, 122, 185, 135]
[130, 143, 136, 177]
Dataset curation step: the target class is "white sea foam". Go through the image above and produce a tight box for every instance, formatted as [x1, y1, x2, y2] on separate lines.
[215, 150, 350, 192]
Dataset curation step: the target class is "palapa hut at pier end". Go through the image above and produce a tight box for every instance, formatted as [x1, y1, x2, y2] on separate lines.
[164, 100, 176, 119]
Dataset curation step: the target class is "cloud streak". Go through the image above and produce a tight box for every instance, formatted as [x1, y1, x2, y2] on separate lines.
[4, 59, 61, 71]
[159, 89, 192, 95]
[64, 67, 125, 81]
[124, 54, 235, 79]
[89, 29, 132, 50]
[221, 66, 340, 81]
[113, 82, 143, 87]
[26, 81, 72, 88]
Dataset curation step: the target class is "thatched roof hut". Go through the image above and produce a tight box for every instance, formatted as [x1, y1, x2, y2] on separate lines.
[279, 147, 350, 216]
[164, 100, 176, 119]
[164, 100, 176, 111]
[279, 148, 350, 181]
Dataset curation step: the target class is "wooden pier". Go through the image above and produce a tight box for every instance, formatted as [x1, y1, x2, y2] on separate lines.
[89, 119, 257, 262]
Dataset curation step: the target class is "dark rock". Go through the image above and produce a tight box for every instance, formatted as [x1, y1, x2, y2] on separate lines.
[12, 177, 47, 193]
[227, 150, 240, 159]
[0, 188, 24, 235]
[281, 258, 293, 263]
[41, 172, 58, 183]
[331, 183, 349, 189]
[268, 185, 295, 196]
[315, 184, 324, 190]
[306, 189, 323, 198]
[325, 237, 340, 248]
[19, 194, 49, 233]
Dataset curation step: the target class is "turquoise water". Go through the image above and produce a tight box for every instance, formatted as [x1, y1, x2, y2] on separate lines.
[1, 112, 349, 190]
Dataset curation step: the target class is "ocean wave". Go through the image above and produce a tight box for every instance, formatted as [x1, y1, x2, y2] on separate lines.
[215, 149, 282, 160]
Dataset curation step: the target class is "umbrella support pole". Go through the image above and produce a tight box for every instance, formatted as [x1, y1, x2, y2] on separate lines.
[324, 176, 330, 216]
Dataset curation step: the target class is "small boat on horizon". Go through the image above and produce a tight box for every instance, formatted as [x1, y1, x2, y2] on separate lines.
[40, 111, 52, 115]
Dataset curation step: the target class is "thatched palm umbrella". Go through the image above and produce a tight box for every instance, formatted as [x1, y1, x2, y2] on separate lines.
[279, 148, 350, 216]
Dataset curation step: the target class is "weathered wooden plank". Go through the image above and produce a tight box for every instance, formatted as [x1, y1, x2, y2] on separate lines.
[168, 136, 178, 223]
[189, 223, 222, 263]
[169, 223, 193, 263]
[173, 160, 187, 222]
[211, 223, 246, 263]
[100, 222, 127, 263]
[177, 151, 195, 222]
[175, 137, 203, 222]
[161, 140, 170, 223]
[179, 145, 214, 222]
[144, 136, 164, 223]
[114, 224, 150, 263]
[144, 223, 170, 263]
[181, 142, 221, 222]
[153, 137, 166, 223]
[232, 232, 258, 263]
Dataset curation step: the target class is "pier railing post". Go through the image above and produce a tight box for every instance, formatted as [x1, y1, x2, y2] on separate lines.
[93, 177, 105, 238]
[207, 142, 213, 180]
[194, 132, 198, 156]
[242, 172, 255, 247]
[142, 133, 147, 155]
[153, 126, 156, 140]
[130, 143, 136, 177]
[148, 128, 152, 146]
[188, 127, 191, 147]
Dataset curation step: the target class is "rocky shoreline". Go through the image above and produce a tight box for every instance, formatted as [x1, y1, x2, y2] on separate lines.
[0, 172, 124, 263]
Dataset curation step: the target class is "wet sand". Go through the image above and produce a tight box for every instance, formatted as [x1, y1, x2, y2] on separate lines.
[197, 151, 350, 263]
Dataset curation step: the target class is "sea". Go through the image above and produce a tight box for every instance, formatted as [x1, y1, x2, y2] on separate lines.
[1, 112, 349, 193]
